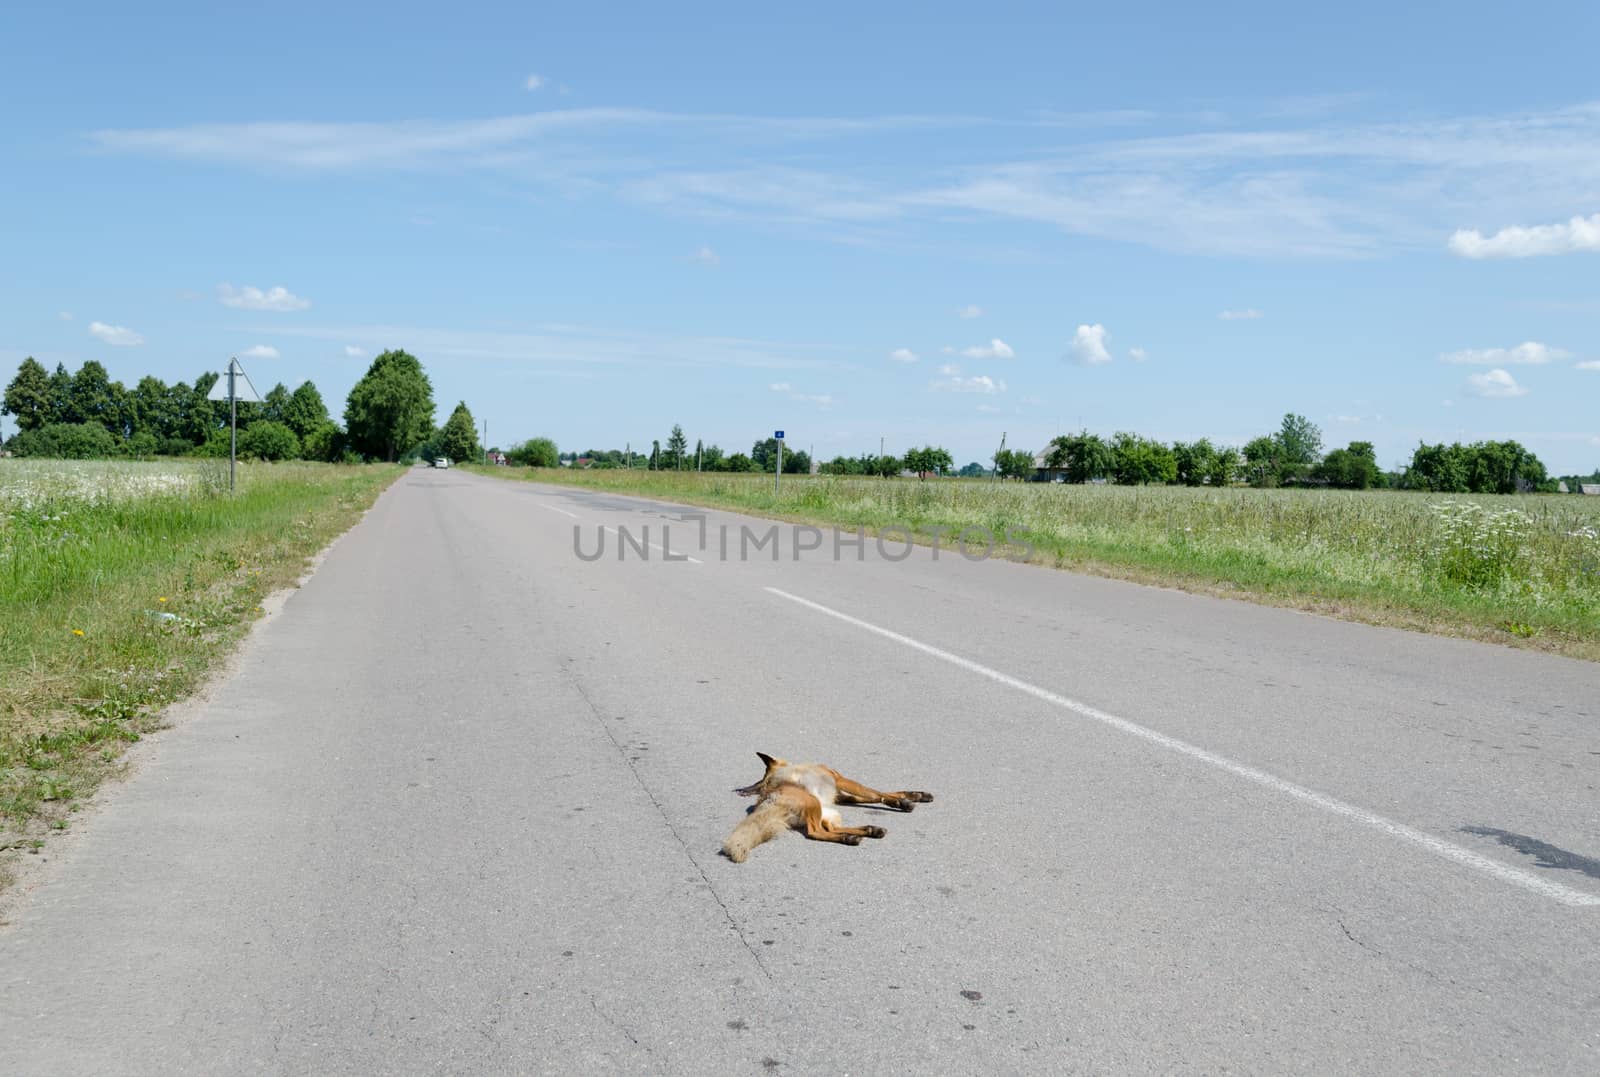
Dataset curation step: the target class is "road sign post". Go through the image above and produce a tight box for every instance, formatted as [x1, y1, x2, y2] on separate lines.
[774, 430, 785, 494]
[206, 358, 263, 493]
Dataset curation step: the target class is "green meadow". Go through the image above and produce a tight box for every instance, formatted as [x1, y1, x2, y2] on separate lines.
[481, 467, 1600, 660]
[0, 459, 402, 883]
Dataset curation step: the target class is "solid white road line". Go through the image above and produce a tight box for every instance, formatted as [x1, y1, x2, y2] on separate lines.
[766, 586, 1600, 908]
[539, 504, 580, 519]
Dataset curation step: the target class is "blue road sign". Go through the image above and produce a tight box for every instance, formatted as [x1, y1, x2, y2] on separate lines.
[774, 430, 785, 439]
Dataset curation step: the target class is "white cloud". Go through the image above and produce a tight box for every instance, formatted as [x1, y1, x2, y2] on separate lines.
[770, 381, 831, 406]
[1466, 368, 1528, 398]
[240, 345, 279, 360]
[931, 375, 1005, 394]
[57, 311, 73, 321]
[218, 283, 310, 312]
[769, 382, 792, 392]
[1333, 414, 1362, 424]
[1128, 346, 1148, 361]
[1068, 323, 1112, 365]
[1218, 308, 1263, 321]
[938, 363, 961, 375]
[1576, 359, 1600, 371]
[940, 345, 955, 354]
[690, 245, 720, 266]
[888, 347, 918, 363]
[525, 74, 547, 92]
[977, 404, 1002, 414]
[1448, 213, 1600, 258]
[957, 304, 983, 319]
[343, 345, 367, 358]
[1440, 341, 1569, 365]
[88, 321, 143, 346]
[961, 338, 1014, 360]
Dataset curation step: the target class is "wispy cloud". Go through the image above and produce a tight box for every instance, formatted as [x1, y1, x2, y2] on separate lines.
[1466, 368, 1528, 398]
[343, 345, 367, 358]
[219, 283, 310, 312]
[977, 404, 1002, 414]
[240, 344, 279, 360]
[1128, 346, 1148, 361]
[1440, 341, 1569, 365]
[57, 311, 73, 321]
[1218, 308, 1263, 321]
[254, 321, 855, 372]
[90, 102, 1600, 259]
[1448, 213, 1600, 258]
[690, 245, 720, 266]
[88, 321, 143, 346]
[957, 304, 983, 319]
[770, 381, 832, 406]
[1068, 324, 1111, 365]
[888, 347, 918, 363]
[931, 375, 1005, 394]
[1576, 360, 1600, 371]
[961, 338, 1014, 360]
[938, 363, 961, 375]
[525, 74, 547, 92]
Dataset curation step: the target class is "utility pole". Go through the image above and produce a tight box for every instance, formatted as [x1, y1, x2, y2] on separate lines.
[995, 431, 1006, 481]
[228, 361, 237, 493]
[482, 419, 488, 466]
[625, 441, 630, 469]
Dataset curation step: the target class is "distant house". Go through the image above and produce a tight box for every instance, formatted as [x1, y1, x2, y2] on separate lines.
[1031, 449, 1068, 483]
[1558, 481, 1570, 494]
[1582, 484, 1600, 496]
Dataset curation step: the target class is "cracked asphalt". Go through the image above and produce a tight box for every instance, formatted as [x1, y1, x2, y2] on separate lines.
[2, 468, 1597, 1074]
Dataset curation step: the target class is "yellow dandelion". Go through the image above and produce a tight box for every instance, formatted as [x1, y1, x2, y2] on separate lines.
[72, 629, 85, 637]
[158, 596, 168, 603]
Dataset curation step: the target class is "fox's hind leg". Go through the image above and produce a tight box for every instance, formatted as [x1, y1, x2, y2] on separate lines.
[798, 797, 887, 846]
[831, 774, 935, 813]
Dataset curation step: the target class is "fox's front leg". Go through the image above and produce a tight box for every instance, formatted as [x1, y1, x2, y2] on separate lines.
[831, 773, 935, 812]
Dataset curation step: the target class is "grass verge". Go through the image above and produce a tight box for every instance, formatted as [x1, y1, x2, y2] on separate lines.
[0, 460, 403, 891]
[469, 466, 1600, 662]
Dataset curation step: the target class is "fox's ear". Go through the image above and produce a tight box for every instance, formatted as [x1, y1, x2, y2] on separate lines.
[756, 752, 779, 768]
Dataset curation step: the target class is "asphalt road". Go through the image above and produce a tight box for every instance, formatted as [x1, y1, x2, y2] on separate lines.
[3, 468, 1598, 1074]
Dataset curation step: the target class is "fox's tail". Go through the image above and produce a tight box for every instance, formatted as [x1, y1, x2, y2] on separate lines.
[721, 800, 792, 863]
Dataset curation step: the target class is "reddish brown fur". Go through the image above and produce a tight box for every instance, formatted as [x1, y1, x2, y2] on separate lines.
[721, 753, 934, 863]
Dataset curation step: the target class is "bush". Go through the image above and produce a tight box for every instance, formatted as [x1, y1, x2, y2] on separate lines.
[508, 437, 559, 468]
[125, 431, 159, 459]
[238, 421, 301, 461]
[8, 422, 119, 459]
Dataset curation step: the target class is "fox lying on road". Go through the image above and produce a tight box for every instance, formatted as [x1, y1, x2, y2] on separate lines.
[721, 752, 934, 863]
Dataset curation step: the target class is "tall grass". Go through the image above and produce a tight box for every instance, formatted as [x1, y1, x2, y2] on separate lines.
[0, 459, 402, 871]
[490, 469, 1600, 654]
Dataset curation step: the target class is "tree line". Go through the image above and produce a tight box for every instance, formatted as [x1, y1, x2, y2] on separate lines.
[0, 350, 524, 467]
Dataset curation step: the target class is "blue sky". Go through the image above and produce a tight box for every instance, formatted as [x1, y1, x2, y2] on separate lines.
[3, 1, 1598, 472]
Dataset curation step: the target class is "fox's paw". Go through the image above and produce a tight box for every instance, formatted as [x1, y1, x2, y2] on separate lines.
[864, 826, 887, 839]
[840, 834, 863, 846]
[904, 791, 934, 803]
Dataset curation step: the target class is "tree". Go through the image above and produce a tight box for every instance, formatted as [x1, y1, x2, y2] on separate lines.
[47, 363, 73, 426]
[666, 424, 688, 470]
[649, 440, 661, 469]
[438, 401, 481, 463]
[1275, 413, 1323, 483]
[128, 375, 173, 439]
[67, 360, 115, 429]
[1047, 431, 1112, 483]
[508, 437, 559, 467]
[238, 420, 301, 461]
[700, 443, 725, 471]
[958, 461, 986, 478]
[1208, 446, 1241, 487]
[1172, 438, 1218, 487]
[996, 448, 1035, 481]
[343, 350, 436, 461]
[3, 357, 52, 432]
[281, 381, 331, 440]
[181, 374, 221, 445]
[724, 452, 755, 473]
[1109, 432, 1177, 485]
[262, 383, 290, 425]
[1314, 441, 1381, 489]
[872, 454, 903, 478]
[1242, 435, 1280, 487]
